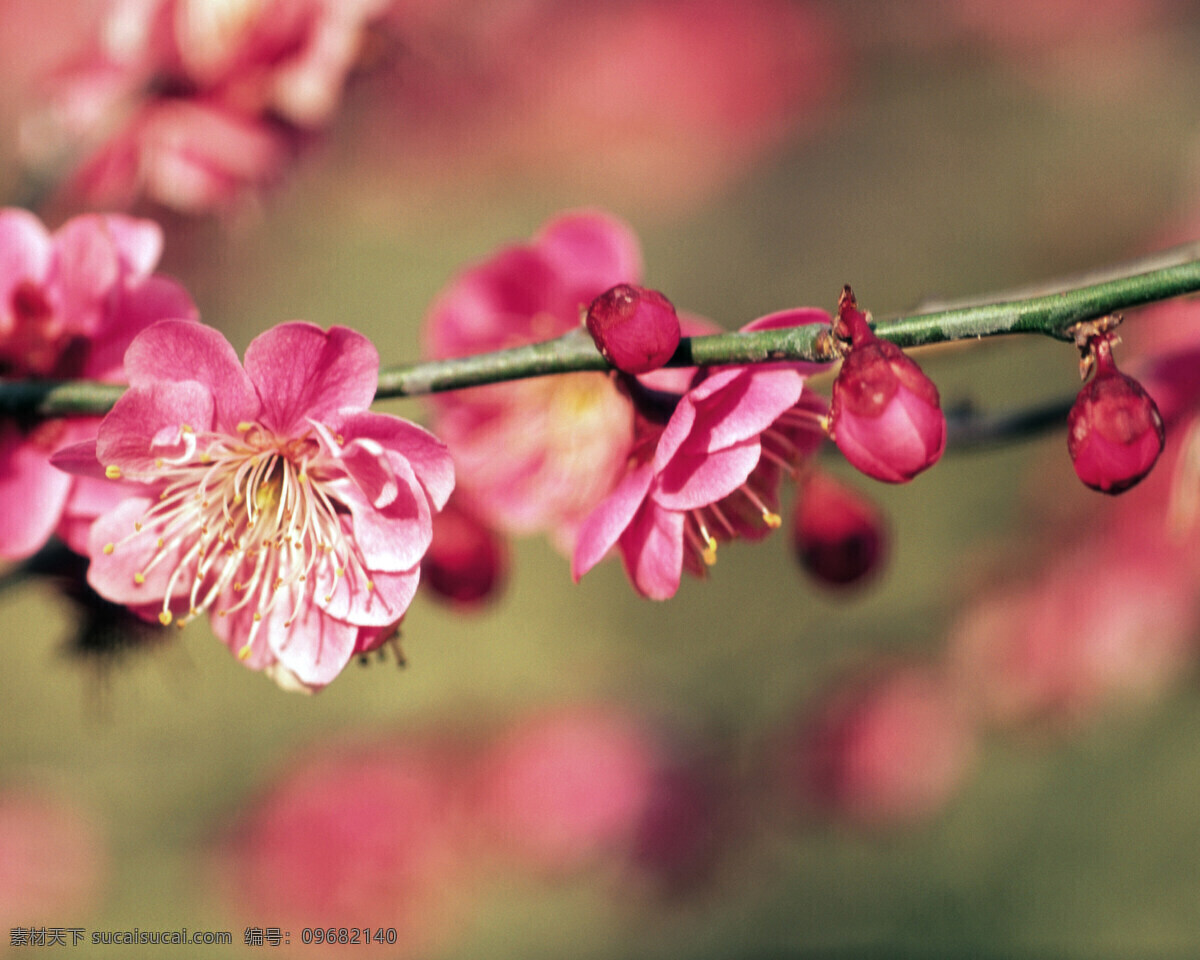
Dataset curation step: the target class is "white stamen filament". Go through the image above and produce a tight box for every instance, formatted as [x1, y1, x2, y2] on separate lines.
[106, 422, 375, 644]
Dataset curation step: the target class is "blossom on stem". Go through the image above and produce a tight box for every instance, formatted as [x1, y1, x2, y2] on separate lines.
[0, 208, 197, 559]
[573, 310, 829, 599]
[53, 319, 453, 690]
[424, 211, 645, 551]
[828, 286, 946, 483]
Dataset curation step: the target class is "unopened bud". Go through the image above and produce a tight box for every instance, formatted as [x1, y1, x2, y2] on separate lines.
[1068, 333, 1164, 494]
[793, 472, 887, 587]
[828, 287, 946, 483]
[421, 498, 508, 607]
[586, 284, 681, 375]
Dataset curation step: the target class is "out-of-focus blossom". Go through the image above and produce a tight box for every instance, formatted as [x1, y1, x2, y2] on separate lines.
[586, 284, 681, 376]
[365, 0, 843, 214]
[948, 531, 1199, 730]
[221, 739, 468, 957]
[474, 705, 660, 874]
[25, 0, 390, 212]
[785, 663, 977, 828]
[0, 785, 107, 929]
[0, 208, 197, 559]
[421, 493, 507, 608]
[828, 287, 945, 484]
[424, 211, 642, 552]
[53, 320, 453, 691]
[792, 470, 887, 588]
[1067, 331, 1164, 494]
[573, 309, 827, 600]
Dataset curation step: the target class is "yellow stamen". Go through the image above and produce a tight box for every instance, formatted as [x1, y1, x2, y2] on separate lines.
[133, 573, 145, 584]
[158, 611, 173, 626]
[104, 464, 121, 479]
[103, 543, 115, 555]
[237, 422, 253, 433]
[763, 510, 782, 529]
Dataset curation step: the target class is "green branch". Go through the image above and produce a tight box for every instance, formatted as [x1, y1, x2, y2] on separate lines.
[4, 254, 1200, 418]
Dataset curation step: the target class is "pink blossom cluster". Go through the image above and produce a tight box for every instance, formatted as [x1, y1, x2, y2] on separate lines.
[24, 0, 390, 212]
[426, 212, 942, 601]
[0, 207, 455, 692]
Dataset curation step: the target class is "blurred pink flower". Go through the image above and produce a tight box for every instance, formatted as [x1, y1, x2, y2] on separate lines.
[474, 705, 659, 874]
[786, 663, 977, 827]
[54, 319, 453, 690]
[375, 0, 843, 214]
[222, 739, 467, 957]
[424, 211, 643, 551]
[573, 309, 827, 599]
[948, 532, 1199, 730]
[0, 208, 197, 559]
[26, 0, 389, 212]
[0, 785, 107, 929]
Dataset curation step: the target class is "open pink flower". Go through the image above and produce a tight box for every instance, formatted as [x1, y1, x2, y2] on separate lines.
[425, 211, 644, 551]
[573, 309, 829, 599]
[54, 319, 453, 690]
[0, 208, 197, 559]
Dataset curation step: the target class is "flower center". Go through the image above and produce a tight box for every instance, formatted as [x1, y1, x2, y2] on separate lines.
[104, 421, 373, 656]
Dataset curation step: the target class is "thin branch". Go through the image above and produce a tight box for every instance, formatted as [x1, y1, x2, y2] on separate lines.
[4, 255, 1200, 417]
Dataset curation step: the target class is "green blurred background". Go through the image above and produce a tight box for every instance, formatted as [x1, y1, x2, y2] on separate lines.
[5, 1, 1200, 956]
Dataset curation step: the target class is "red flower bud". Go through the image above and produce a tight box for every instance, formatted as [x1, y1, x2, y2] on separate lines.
[828, 287, 946, 483]
[1067, 335, 1164, 494]
[793, 472, 887, 587]
[421, 498, 508, 607]
[586, 284, 681, 374]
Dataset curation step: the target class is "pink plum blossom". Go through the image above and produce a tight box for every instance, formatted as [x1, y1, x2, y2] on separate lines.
[473, 705, 660, 874]
[0, 785, 107, 930]
[220, 738, 469, 957]
[26, 0, 389, 212]
[784, 663, 977, 827]
[0, 208, 197, 559]
[572, 309, 829, 600]
[53, 319, 454, 690]
[947, 531, 1199, 730]
[424, 211, 644, 551]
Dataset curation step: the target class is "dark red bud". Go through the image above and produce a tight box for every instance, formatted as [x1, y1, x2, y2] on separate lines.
[1067, 344, 1164, 494]
[421, 499, 507, 607]
[793, 472, 887, 587]
[586, 284, 681, 375]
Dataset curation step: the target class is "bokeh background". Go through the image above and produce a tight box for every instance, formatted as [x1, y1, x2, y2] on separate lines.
[4, 0, 1200, 955]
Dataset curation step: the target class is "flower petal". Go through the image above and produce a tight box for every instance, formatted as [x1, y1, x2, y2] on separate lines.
[619, 501, 684, 600]
[652, 438, 761, 511]
[0, 209, 52, 298]
[84, 276, 199, 380]
[683, 367, 804, 453]
[243, 322, 378, 434]
[330, 453, 432, 573]
[337, 411, 454, 511]
[538, 211, 643, 302]
[49, 214, 121, 334]
[312, 559, 420, 627]
[0, 423, 74, 559]
[270, 601, 360, 689]
[572, 460, 655, 581]
[122, 320, 257, 428]
[96, 380, 215, 474]
[87, 496, 195, 605]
